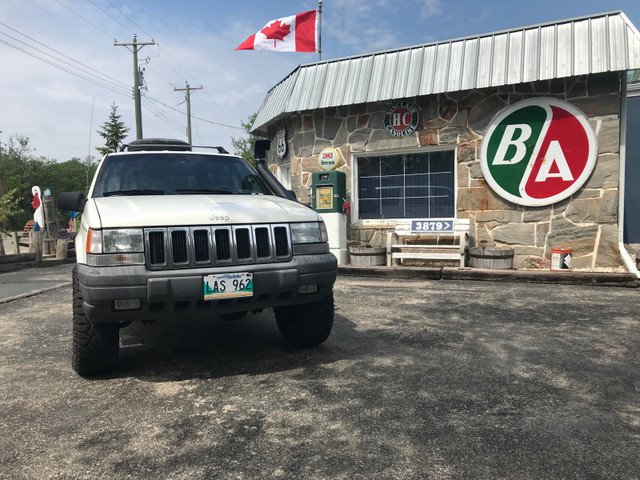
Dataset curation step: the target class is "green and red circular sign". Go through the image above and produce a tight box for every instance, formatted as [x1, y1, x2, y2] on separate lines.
[385, 101, 420, 138]
[480, 98, 597, 207]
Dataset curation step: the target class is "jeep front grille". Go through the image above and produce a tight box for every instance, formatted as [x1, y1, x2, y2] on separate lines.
[144, 224, 291, 269]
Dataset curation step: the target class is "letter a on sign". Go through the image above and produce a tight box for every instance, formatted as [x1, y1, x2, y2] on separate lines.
[535, 141, 574, 182]
[480, 97, 597, 207]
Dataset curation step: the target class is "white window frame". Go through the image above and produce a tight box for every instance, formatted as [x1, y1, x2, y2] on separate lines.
[276, 163, 291, 190]
[350, 146, 458, 224]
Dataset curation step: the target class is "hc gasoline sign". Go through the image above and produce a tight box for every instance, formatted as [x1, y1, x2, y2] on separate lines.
[480, 97, 597, 207]
[384, 101, 420, 138]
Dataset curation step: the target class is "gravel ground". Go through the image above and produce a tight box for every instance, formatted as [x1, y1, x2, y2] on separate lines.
[0, 274, 638, 479]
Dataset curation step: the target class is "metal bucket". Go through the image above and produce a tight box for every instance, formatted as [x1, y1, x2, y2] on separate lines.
[550, 248, 572, 271]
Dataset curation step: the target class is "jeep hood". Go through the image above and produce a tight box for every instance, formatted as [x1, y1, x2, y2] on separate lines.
[89, 195, 321, 228]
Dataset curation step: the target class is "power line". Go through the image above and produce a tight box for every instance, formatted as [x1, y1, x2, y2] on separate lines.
[141, 98, 185, 133]
[6, 1, 243, 137]
[153, 44, 235, 127]
[102, 0, 154, 39]
[53, 0, 114, 42]
[0, 36, 130, 97]
[0, 21, 130, 91]
[87, 0, 136, 37]
[144, 96, 243, 130]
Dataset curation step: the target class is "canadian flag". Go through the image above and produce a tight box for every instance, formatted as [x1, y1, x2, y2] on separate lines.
[235, 10, 317, 52]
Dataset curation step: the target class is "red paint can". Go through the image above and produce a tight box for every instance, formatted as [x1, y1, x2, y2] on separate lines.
[550, 248, 572, 271]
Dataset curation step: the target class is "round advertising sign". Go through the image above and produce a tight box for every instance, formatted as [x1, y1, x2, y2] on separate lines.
[318, 147, 341, 170]
[480, 97, 597, 207]
[384, 101, 420, 138]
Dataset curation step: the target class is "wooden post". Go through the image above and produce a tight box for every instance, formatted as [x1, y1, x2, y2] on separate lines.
[10, 232, 19, 254]
[56, 238, 69, 259]
[43, 194, 59, 255]
[32, 230, 44, 262]
[29, 230, 36, 253]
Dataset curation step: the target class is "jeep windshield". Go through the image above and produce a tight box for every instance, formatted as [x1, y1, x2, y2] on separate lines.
[92, 153, 272, 198]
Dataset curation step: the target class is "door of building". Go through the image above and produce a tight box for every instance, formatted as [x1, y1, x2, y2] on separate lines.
[624, 92, 640, 243]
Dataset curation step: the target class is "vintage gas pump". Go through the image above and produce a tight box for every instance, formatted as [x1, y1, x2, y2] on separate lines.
[311, 148, 348, 265]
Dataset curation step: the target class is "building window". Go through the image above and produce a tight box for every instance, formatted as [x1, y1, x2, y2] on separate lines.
[357, 150, 455, 220]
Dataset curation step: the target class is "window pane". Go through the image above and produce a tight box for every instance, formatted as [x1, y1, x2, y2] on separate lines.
[357, 150, 455, 220]
[380, 155, 403, 176]
[359, 199, 380, 219]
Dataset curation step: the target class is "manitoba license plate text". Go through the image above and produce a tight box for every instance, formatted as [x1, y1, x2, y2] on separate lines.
[203, 273, 253, 300]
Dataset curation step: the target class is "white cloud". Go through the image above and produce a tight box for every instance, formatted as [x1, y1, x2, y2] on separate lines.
[418, 0, 443, 18]
[0, 0, 305, 161]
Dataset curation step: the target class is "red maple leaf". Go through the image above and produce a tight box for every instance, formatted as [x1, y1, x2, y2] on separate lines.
[261, 20, 291, 48]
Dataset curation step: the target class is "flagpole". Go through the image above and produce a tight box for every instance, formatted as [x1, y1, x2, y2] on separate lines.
[318, 0, 322, 61]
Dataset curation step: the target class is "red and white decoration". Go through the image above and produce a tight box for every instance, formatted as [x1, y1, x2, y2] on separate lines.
[235, 10, 317, 52]
[32, 186, 44, 231]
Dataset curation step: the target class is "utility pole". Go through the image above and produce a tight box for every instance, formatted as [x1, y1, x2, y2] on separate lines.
[174, 82, 203, 144]
[114, 35, 155, 140]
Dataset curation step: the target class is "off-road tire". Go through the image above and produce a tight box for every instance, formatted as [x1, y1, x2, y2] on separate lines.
[274, 290, 334, 348]
[72, 267, 119, 376]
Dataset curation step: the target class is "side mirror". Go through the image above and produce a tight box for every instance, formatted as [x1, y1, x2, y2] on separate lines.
[57, 192, 87, 212]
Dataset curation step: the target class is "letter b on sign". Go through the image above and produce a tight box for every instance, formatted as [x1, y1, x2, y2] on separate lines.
[493, 124, 533, 165]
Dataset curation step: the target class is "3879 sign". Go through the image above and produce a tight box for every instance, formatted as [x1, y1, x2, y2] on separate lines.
[480, 98, 597, 207]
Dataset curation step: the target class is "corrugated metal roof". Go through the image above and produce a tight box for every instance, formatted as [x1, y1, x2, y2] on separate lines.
[252, 11, 640, 135]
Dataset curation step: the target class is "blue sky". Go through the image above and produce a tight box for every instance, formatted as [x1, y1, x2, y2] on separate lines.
[1, 0, 639, 162]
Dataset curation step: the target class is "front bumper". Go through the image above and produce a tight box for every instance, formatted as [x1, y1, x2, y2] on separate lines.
[77, 253, 337, 323]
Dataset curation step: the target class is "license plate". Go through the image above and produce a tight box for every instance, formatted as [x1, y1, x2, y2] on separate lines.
[203, 272, 253, 300]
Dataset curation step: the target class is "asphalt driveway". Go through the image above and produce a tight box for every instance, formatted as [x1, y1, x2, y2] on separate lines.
[0, 271, 638, 479]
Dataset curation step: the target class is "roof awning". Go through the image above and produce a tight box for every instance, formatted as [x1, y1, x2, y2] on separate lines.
[253, 11, 640, 135]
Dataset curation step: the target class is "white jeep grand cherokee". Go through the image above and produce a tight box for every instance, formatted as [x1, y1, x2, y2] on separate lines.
[58, 139, 337, 376]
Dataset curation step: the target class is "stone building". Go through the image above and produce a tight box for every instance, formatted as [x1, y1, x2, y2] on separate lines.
[252, 11, 640, 271]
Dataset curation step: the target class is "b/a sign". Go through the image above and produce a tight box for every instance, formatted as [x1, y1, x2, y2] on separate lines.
[480, 98, 597, 207]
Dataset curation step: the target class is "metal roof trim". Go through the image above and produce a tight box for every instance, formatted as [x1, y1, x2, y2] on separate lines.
[294, 10, 630, 71]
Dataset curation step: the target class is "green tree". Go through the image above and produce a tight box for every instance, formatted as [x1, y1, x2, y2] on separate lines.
[0, 188, 23, 236]
[0, 136, 99, 232]
[1, 136, 44, 231]
[96, 103, 130, 156]
[231, 113, 262, 166]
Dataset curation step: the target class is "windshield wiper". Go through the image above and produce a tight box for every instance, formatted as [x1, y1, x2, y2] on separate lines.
[103, 189, 165, 196]
[174, 188, 239, 194]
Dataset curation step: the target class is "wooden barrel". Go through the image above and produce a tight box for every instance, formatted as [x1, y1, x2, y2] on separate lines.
[469, 246, 514, 269]
[349, 246, 386, 266]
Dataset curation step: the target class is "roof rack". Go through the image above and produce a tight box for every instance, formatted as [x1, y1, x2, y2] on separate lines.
[120, 138, 191, 152]
[191, 145, 230, 154]
[119, 138, 230, 154]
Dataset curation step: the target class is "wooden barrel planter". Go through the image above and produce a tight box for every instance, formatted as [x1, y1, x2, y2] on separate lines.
[348, 246, 386, 266]
[469, 246, 514, 269]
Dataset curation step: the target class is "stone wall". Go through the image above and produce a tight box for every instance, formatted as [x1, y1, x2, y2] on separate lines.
[265, 72, 623, 269]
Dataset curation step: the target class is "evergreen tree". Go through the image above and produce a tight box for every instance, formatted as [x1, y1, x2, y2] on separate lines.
[96, 103, 130, 156]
